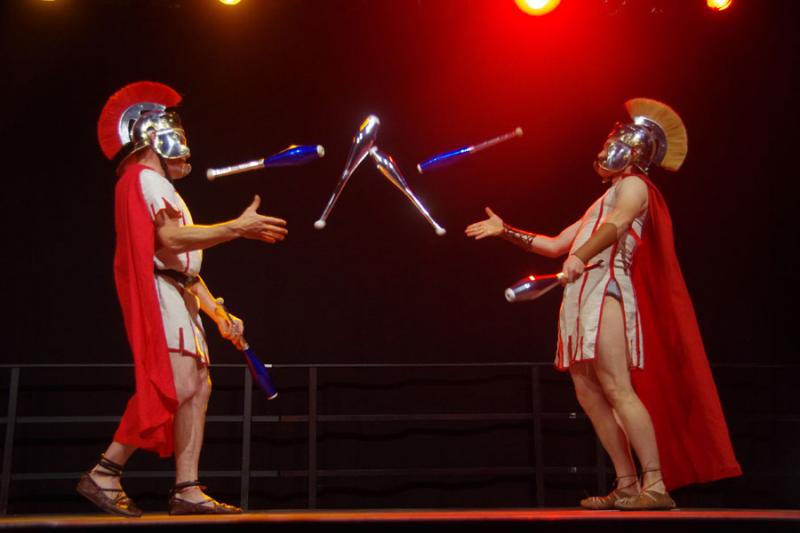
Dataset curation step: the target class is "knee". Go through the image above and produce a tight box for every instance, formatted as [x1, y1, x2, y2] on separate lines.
[174, 373, 211, 405]
[174, 378, 199, 405]
[572, 376, 602, 412]
[196, 376, 212, 403]
[192, 376, 212, 404]
[599, 380, 635, 408]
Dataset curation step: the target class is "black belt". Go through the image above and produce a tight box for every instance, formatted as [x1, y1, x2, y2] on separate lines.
[155, 269, 199, 288]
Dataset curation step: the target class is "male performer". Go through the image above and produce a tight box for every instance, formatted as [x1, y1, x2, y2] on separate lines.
[465, 98, 740, 510]
[77, 81, 288, 516]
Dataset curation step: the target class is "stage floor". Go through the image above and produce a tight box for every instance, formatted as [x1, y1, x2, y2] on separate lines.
[1, 508, 799, 530]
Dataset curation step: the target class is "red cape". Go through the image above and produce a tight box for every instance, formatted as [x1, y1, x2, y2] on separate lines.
[112, 163, 178, 457]
[631, 175, 741, 489]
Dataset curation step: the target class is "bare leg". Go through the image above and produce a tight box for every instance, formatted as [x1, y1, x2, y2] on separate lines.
[170, 353, 213, 504]
[570, 362, 639, 495]
[594, 296, 666, 493]
[89, 353, 210, 497]
[167, 353, 240, 514]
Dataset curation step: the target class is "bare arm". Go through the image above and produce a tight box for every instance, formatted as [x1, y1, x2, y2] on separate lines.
[464, 207, 581, 258]
[188, 276, 221, 319]
[528, 219, 582, 258]
[188, 276, 244, 348]
[562, 176, 648, 281]
[156, 194, 288, 255]
[601, 176, 649, 237]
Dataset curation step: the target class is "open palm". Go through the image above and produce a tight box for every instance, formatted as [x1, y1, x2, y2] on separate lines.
[465, 207, 504, 240]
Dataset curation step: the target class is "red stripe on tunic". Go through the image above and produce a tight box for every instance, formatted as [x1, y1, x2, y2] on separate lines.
[572, 193, 607, 364]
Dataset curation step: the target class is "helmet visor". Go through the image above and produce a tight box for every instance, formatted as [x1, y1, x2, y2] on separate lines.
[596, 139, 631, 173]
[142, 110, 190, 159]
[154, 128, 190, 159]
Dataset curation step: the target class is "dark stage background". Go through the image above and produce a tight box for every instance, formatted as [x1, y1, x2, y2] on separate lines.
[2, 0, 797, 514]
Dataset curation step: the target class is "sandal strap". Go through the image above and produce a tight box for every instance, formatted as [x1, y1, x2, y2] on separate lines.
[170, 480, 207, 497]
[614, 474, 639, 490]
[640, 467, 665, 491]
[642, 477, 665, 491]
[95, 454, 124, 477]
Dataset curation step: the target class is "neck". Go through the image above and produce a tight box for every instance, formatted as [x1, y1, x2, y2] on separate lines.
[610, 165, 638, 185]
[136, 149, 167, 178]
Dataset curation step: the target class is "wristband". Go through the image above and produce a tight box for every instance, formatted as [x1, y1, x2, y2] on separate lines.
[501, 223, 538, 251]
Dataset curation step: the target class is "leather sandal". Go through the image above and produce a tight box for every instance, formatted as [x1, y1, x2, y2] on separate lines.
[168, 480, 242, 515]
[614, 469, 677, 511]
[580, 474, 639, 510]
[76, 454, 142, 517]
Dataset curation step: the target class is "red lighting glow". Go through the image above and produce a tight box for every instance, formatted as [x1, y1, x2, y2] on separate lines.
[515, 0, 561, 17]
[707, 0, 732, 11]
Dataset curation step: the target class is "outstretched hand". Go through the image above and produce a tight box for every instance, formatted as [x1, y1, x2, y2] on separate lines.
[234, 195, 288, 244]
[464, 207, 504, 240]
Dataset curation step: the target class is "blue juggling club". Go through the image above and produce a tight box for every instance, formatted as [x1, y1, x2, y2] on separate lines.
[207, 144, 325, 181]
[417, 127, 523, 174]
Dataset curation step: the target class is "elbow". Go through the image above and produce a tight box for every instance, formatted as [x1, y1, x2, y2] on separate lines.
[157, 242, 183, 256]
[156, 233, 185, 255]
[603, 213, 635, 237]
[546, 243, 571, 259]
[608, 220, 632, 239]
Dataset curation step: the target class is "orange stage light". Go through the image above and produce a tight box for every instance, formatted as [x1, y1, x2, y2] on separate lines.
[707, 0, 732, 12]
[514, 0, 561, 17]
[219, 0, 241, 6]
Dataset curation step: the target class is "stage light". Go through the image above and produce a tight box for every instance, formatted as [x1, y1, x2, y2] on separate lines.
[515, 0, 561, 17]
[219, 0, 241, 6]
[707, 0, 732, 12]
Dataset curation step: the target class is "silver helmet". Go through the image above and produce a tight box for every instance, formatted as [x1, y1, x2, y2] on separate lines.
[98, 81, 190, 164]
[595, 98, 688, 175]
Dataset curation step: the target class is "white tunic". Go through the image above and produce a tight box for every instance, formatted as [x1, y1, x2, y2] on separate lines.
[556, 182, 646, 370]
[139, 168, 210, 366]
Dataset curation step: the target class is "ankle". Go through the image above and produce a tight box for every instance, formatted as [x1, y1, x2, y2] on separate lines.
[175, 486, 203, 496]
[87, 468, 122, 489]
[90, 466, 108, 477]
[89, 454, 126, 482]
[171, 480, 207, 501]
[641, 467, 666, 491]
[615, 474, 638, 489]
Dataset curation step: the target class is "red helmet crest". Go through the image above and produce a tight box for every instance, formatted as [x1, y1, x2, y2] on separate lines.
[97, 81, 182, 160]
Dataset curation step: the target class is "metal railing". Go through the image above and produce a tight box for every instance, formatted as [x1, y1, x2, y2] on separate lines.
[1, 362, 797, 514]
[0, 361, 606, 514]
